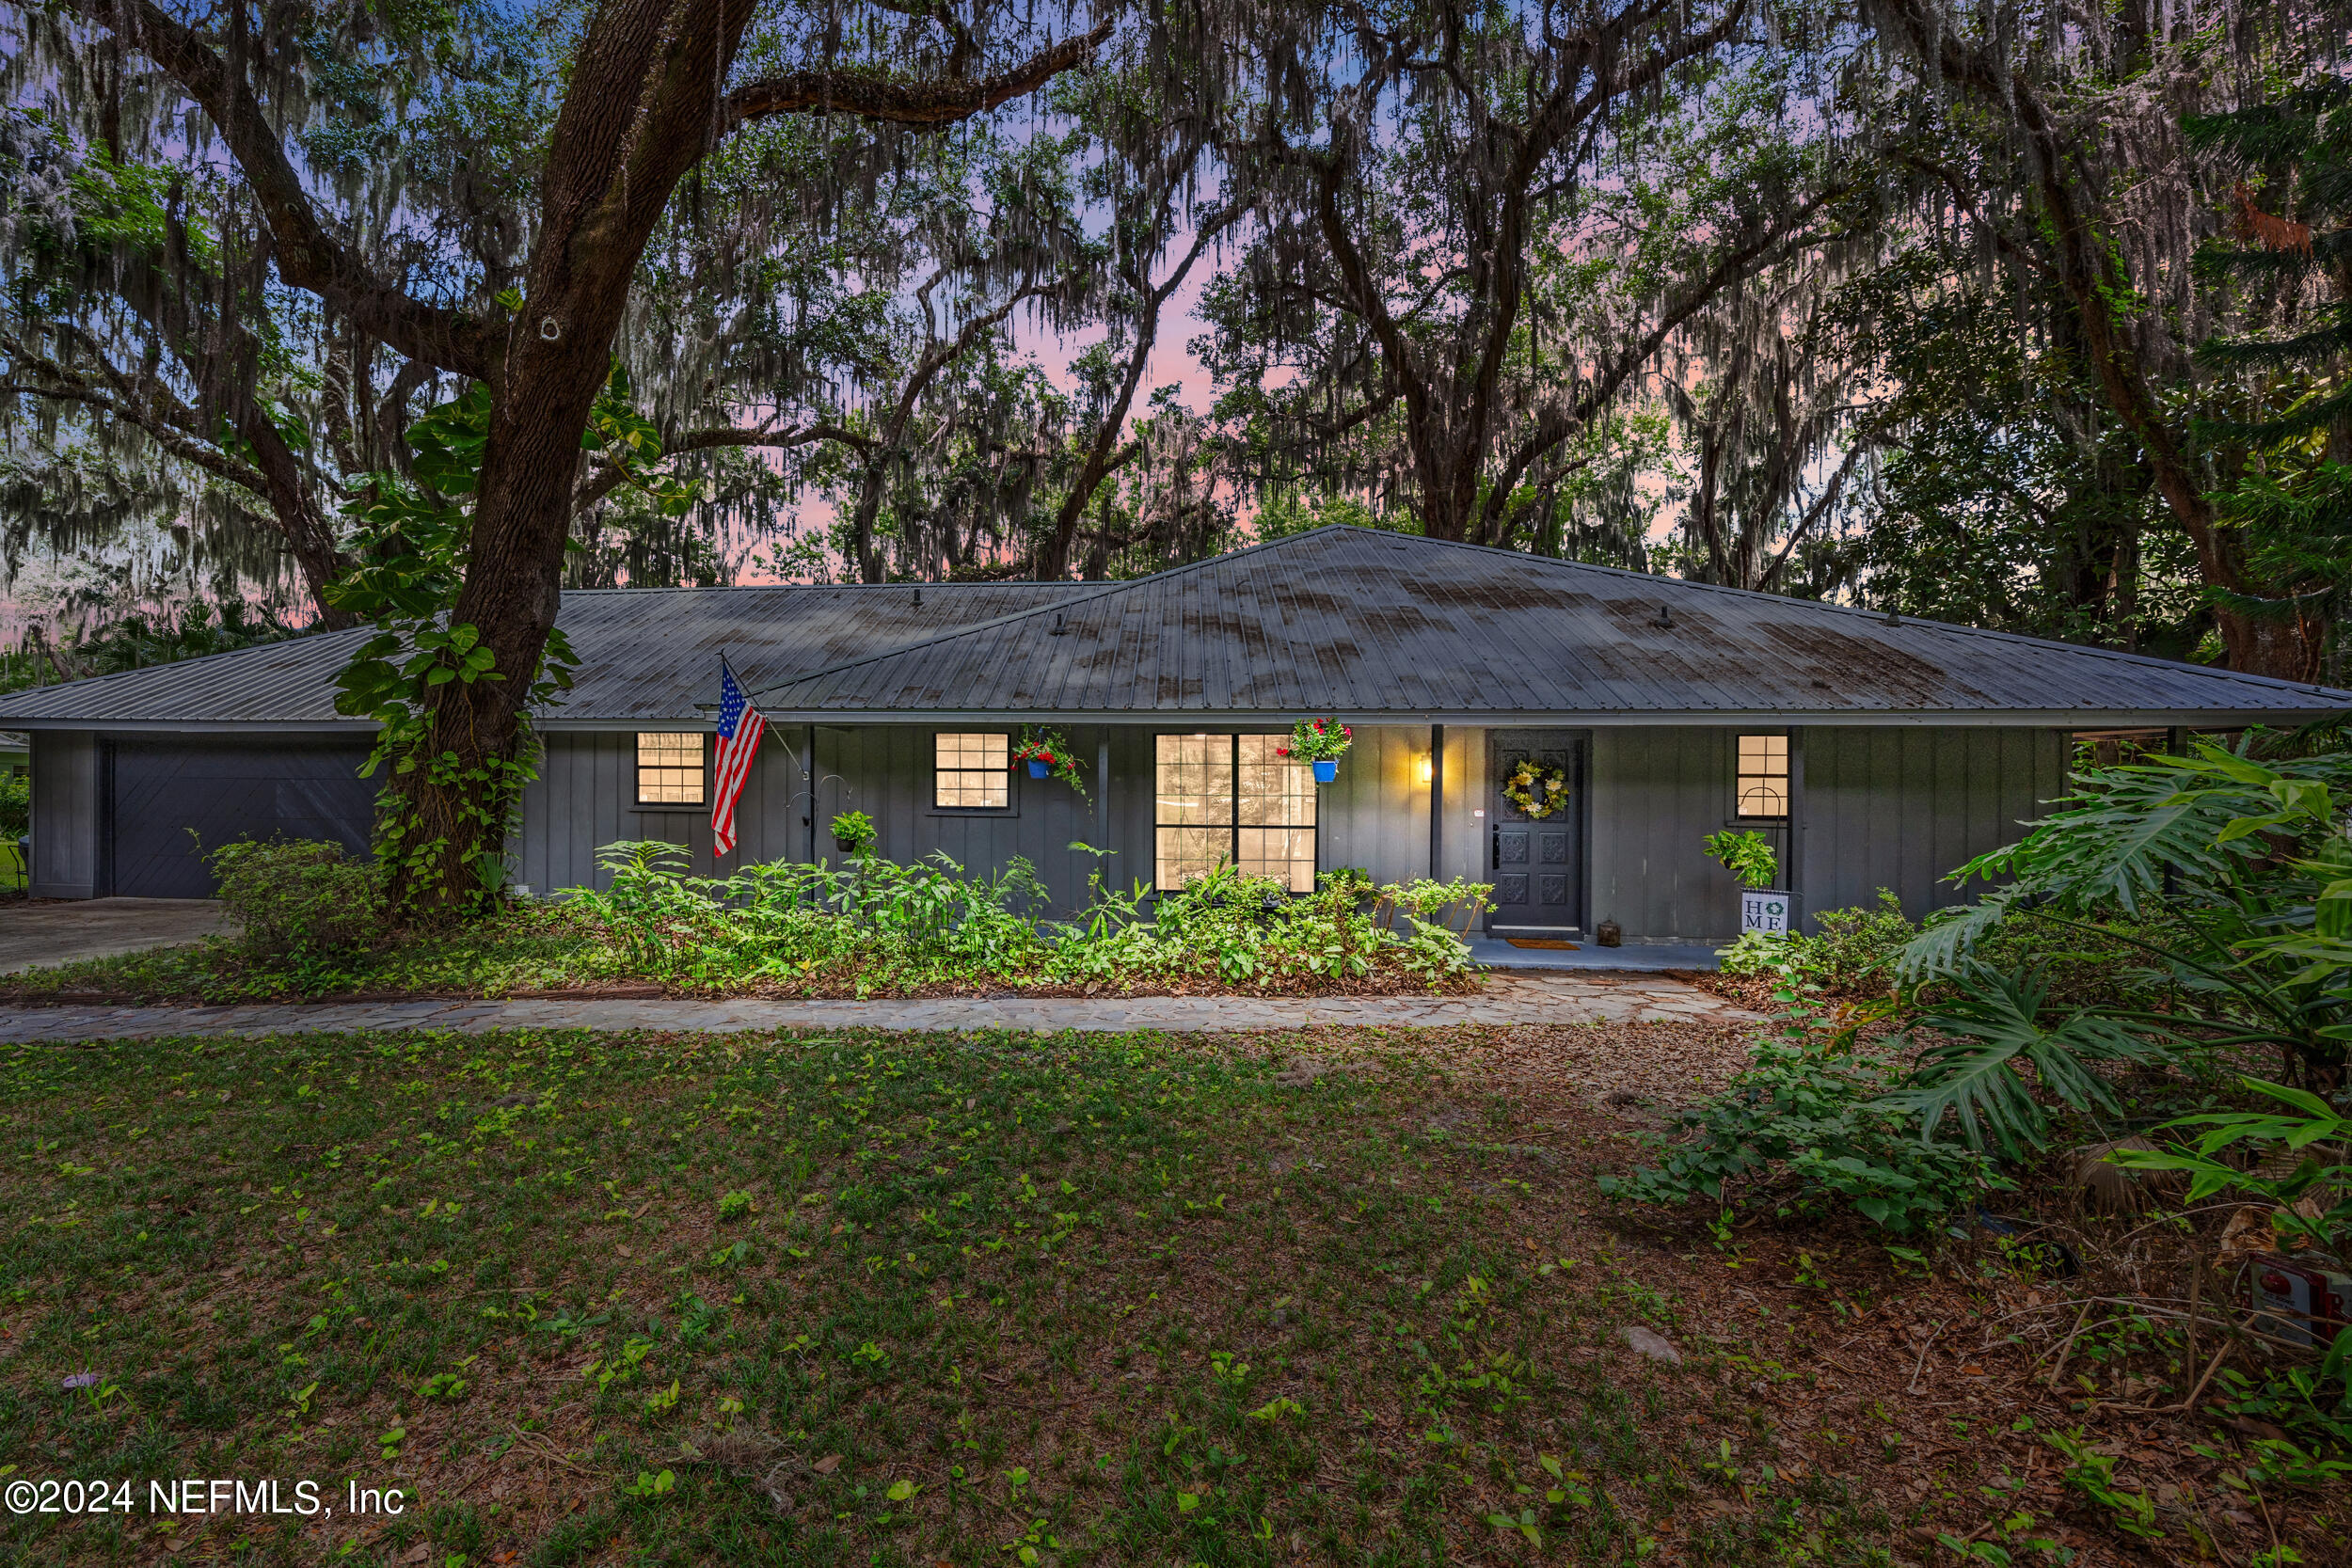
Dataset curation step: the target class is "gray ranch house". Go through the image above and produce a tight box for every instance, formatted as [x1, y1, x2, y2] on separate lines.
[5, 527, 2345, 943]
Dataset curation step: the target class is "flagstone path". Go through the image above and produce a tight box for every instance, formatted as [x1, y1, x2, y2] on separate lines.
[0, 971, 1755, 1042]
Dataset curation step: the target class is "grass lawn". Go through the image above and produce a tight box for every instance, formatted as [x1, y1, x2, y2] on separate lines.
[2, 1023, 1907, 1567]
[7, 1023, 2339, 1567]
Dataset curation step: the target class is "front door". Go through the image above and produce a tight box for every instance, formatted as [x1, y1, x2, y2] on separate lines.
[1486, 730, 1585, 935]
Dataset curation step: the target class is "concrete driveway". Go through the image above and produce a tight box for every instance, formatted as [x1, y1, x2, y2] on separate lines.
[0, 898, 235, 974]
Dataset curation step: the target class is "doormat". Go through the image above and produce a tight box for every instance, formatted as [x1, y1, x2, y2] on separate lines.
[1504, 938, 1581, 950]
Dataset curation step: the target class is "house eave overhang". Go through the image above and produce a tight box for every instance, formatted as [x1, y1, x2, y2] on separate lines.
[525, 705, 2352, 732]
[6, 718, 382, 736]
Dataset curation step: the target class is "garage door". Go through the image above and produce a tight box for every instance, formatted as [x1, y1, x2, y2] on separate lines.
[107, 741, 378, 897]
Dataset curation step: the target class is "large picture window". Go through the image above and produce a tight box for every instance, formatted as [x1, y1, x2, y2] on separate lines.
[636, 732, 706, 805]
[1154, 734, 1316, 893]
[935, 733, 1011, 809]
[1736, 733, 1788, 818]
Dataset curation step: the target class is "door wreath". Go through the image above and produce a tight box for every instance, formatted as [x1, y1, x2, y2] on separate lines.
[1502, 759, 1571, 819]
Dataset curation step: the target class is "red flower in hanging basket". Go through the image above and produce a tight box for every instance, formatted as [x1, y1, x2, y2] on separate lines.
[1010, 726, 1089, 801]
[1285, 716, 1355, 763]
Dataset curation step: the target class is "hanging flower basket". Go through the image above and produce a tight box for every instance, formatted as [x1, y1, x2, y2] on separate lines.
[1011, 726, 1088, 800]
[1279, 717, 1353, 784]
[1502, 760, 1570, 818]
[831, 810, 877, 855]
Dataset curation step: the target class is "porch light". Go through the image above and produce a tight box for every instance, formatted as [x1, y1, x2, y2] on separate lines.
[1417, 754, 1434, 784]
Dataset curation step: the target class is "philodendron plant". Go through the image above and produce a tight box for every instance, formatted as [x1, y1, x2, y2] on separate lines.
[1704, 829, 1778, 889]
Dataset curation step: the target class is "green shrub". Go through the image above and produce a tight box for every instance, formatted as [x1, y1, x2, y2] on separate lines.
[1903, 736, 2352, 1085]
[1719, 890, 1915, 990]
[569, 841, 1491, 992]
[1600, 974, 2000, 1234]
[1811, 892, 1917, 984]
[1702, 828, 1777, 889]
[207, 837, 386, 959]
[0, 770, 26, 842]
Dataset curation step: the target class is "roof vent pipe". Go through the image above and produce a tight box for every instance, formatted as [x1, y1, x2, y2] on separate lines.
[1883, 609, 1900, 626]
[1651, 603, 1673, 629]
[1050, 610, 1069, 636]
[913, 587, 921, 608]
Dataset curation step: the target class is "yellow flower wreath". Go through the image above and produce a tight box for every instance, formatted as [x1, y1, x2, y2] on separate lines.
[1502, 760, 1570, 819]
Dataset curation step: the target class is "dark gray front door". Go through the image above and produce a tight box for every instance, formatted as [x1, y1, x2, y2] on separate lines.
[1487, 730, 1585, 934]
[106, 741, 376, 897]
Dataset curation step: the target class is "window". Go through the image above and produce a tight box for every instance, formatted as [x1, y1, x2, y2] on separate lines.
[1736, 733, 1788, 818]
[1155, 734, 1317, 893]
[935, 732, 1010, 809]
[636, 732, 706, 805]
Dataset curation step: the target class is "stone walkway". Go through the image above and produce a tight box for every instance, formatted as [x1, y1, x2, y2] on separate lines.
[0, 971, 1755, 1042]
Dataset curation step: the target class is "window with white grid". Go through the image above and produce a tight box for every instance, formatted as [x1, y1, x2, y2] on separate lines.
[636, 733, 706, 805]
[1736, 733, 1789, 818]
[1154, 734, 1316, 893]
[934, 733, 1010, 809]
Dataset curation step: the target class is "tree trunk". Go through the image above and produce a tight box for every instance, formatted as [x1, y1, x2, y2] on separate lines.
[390, 0, 763, 911]
[74, 0, 1112, 914]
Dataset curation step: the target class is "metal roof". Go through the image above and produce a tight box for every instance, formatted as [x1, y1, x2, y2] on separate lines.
[0, 580, 1093, 729]
[744, 528, 2352, 726]
[4, 528, 2344, 730]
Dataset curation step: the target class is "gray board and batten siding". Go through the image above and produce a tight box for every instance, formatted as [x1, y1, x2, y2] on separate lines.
[1584, 726, 2068, 944]
[521, 722, 1486, 915]
[28, 731, 97, 898]
[520, 726, 1137, 913]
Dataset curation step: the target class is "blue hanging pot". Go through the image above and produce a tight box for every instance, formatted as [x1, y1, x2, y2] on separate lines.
[1312, 759, 1339, 784]
[1027, 759, 1051, 779]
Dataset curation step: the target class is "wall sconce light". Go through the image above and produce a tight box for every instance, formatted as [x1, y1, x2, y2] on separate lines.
[1417, 754, 1435, 784]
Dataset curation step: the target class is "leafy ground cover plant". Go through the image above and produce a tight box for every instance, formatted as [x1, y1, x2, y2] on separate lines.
[1601, 959, 1999, 1234]
[1721, 891, 1918, 991]
[572, 845, 1492, 994]
[9, 847, 1492, 1003]
[1720, 891, 2156, 1007]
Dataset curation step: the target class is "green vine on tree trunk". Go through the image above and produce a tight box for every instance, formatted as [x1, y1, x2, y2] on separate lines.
[326, 368, 695, 920]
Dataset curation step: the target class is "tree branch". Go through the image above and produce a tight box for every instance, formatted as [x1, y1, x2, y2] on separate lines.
[723, 17, 1114, 132]
[0, 378, 268, 493]
[70, 0, 496, 379]
[572, 422, 873, 514]
[1757, 436, 1868, 592]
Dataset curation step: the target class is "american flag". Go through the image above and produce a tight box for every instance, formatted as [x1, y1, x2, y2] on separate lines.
[710, 658, 766, 858]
